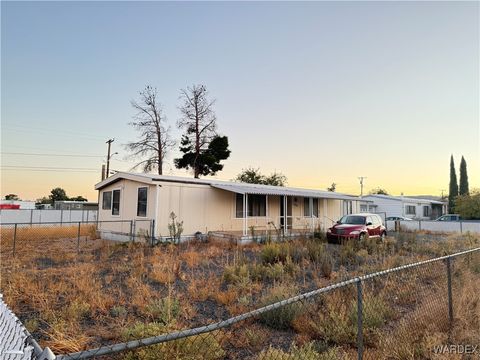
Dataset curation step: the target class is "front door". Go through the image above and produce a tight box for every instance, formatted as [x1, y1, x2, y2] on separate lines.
[280, 196, 292, 231]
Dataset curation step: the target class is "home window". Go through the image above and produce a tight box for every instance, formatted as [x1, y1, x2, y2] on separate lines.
[137, 187, 148, 217]
[303, 198, 319, 217]
[102, 191, 112, 210]
[406, 205, 416, 215]
[112, 189, 121, 215]
[343, 200, 353, 215]
[423, 206, 431, 217]
[235, 193, 266, 217]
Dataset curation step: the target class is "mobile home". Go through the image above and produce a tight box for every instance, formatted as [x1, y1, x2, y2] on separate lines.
[95, 172, 363, 241]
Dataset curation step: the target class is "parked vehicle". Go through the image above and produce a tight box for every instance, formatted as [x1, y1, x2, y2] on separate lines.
[386, 216, 413, 221]
[327, 213, 386, 243]
[435, 214, 462, 221]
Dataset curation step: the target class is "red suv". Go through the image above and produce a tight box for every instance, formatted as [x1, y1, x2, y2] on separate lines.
[327, 213, 386, 243]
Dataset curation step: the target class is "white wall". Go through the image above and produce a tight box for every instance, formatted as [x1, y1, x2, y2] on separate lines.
[387, 220, 480, 234]
[0, 200, 36, 209]
[363, 196, 438, 220]
[0, 209, 98, 224]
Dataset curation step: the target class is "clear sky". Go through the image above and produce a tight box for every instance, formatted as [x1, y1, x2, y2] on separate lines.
[1, 1, 479, 201]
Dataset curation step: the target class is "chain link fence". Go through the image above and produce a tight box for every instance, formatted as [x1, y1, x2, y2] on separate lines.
[0, 220, 156, 267]
[1, 225, 478, 360]
[42, 247, 480, 360]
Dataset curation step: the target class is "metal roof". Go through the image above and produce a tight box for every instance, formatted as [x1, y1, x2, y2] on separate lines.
[210, 183, 359, 200]
[362, 194, 446, 205]
[95, 172, 361, 201]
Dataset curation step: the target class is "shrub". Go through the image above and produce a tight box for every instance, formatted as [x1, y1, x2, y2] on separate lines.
[250, 263, 285, 282]
[339, 240, 357, 266]
[261, 242, 290, 265]
[122, 322, 225, 360]
[223, 264, 250, 284]
[110, 305, 128, 318]
[259, 284, 304, 330]
[64, 300, 90, 323]
[306, 240, 327, 263]
[145, 297, 180, 325]
[257, 342, 341, 360]
[319, 253, 333, 278]
[349, 295, 393, 331]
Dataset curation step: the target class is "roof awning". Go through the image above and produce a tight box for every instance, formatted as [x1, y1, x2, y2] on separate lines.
[210, 184, 359, 201]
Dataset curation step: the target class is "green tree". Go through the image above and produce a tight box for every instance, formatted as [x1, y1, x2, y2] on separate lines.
[234, 167, 287, 186]
[455, 190, 480, 220]
[448, 155, 459, 213]
[263, 172, 287, 187]
[5, 194, 20, 200]
[49, 187, 69, 203]
[36, 196, 51, 205]
[70, 196, 88, 202]
[459, 156, 469, 196]
[175, 84, 231, 178]
[369, 187, 389, 195]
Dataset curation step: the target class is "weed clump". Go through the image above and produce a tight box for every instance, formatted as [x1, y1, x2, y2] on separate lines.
[258, 284, 304, 330]
[122, 322, 225, 360]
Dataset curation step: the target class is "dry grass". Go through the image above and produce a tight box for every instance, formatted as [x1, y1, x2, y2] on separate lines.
[0, 227, 478, 358]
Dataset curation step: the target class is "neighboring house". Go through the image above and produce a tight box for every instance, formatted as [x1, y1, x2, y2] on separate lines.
[54, 201, 98, 211]
[0, 200, 36, 210]
[361, 194, 447, 220]
[94, 172, 363, 241]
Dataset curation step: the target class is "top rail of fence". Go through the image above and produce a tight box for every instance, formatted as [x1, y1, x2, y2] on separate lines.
[0, 220, 131, 226]
[56, 246, 480, 360]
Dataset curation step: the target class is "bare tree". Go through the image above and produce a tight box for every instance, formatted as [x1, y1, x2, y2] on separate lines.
[126, 86, 174, 175]
[175, 84, 230, 178]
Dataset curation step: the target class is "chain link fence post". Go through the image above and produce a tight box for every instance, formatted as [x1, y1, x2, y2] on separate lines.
[356, 278, 364, 360]
[77, 222, 81, 254]
[151, 219, 155, 246]
[129, 220, 134, 242]
[13, 223, 17, 257]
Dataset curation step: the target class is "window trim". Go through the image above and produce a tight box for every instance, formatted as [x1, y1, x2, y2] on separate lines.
[423, 206, 431, 217]
[136, 186, 148, 218]
[405, 205, 416, 215]
[111, 188, 121, 217]
[303, 197, 319, 218]
[102, 191, 112, 210]
[234, 193, 267, 218]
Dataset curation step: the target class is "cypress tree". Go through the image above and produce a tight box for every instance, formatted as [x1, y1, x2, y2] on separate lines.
[448, 155, 459, 213]
[459, 156, 469, 195]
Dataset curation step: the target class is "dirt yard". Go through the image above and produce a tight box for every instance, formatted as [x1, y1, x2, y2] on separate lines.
[1, 227, 479, 359]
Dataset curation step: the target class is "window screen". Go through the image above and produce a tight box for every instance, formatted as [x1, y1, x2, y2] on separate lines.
[137, 187, 148, 217]
[112, 189, 121, 215]
[102, 191, 112, 210]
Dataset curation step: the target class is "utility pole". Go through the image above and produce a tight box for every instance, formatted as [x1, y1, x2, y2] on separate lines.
[358, 176, 367, 197]
[440, 189, 447, 199]
[106, 139, 114, 178]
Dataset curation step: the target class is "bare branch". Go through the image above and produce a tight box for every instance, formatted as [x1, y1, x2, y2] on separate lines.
[125, 85, 174, 175]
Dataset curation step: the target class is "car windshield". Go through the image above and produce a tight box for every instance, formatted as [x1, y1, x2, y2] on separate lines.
[338, 215, 366, 225]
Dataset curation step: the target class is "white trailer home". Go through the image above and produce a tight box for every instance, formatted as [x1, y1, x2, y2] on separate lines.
[94, 172, 363, 241]
[361, 194, 447, 220]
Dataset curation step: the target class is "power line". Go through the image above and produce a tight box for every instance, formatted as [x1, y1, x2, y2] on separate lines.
[1, 152, 104, 158]
[1, 165, 99, 171]
[1, 169, 98, 173]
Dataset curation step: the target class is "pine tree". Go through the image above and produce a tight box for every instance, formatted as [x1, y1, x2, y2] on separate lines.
[459, 156, 469, 196]
[448, 155, 459, 213]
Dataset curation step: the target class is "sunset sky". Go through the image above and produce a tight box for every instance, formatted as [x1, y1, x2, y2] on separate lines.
[1, 1, 479, 202]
